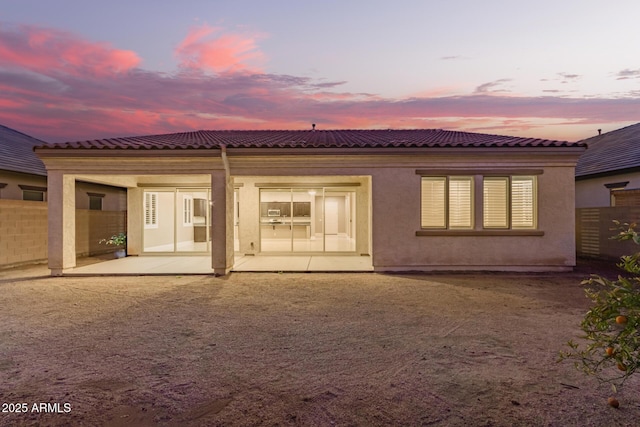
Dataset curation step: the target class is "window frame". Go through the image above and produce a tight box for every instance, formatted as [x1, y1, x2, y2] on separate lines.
[416, 170, 543, 236]
[509, 175, 537, 229]
[420, 175, 474, 230]
[19, 184, 47, 202]
[88, 192, 104, 211]
[482, 176, 537, 230]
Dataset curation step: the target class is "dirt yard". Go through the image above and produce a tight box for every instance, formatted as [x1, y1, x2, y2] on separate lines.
[1, 259, 639, 426]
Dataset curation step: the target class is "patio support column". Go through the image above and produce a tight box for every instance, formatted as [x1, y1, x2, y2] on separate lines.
[127, 187, 142, 255]
[47, 171, 75, 275]
[211, 170, 234, 275]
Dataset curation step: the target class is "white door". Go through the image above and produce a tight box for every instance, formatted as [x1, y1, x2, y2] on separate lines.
[324, 197, 339, 235]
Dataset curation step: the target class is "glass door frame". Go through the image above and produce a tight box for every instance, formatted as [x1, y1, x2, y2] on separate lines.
[142, 187, 212, 254]
[258, 186, 357, 254]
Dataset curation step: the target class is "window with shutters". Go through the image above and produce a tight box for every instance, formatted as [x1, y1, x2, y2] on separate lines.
[483, 176, 536, 229]
[420, 173, 538, 233]
[421, 176, 473, 229]
[144, 192, 158, 228]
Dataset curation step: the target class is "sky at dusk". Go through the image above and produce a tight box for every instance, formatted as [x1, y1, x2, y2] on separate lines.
[1, 0, 639, 143]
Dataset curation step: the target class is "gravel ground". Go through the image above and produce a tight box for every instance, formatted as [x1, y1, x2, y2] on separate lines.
[0, 258, 638, 426]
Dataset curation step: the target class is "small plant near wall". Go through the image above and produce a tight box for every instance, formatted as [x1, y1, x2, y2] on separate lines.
[99, 232, 127, 258]
[99, 232, 127, 247]
[559, 221, 640, 407]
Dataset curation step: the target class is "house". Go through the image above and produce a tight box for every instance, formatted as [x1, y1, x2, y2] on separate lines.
[35, 128, 586, 275]
[574, 123, 640, 259]
[575, 123, 640, 208]
[0, 125, 127, 267]
[0, 124, 48, 200]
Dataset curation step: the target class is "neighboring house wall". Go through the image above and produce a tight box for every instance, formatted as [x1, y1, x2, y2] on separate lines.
[0, 170, 127, 210]
[0, 171, 47, 200]
[575, 171, 640, 208]
[0, 199, 127, 267]
[576, 206, 640, 259]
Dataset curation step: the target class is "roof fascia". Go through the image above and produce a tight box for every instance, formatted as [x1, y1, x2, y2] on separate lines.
[575, 166, 640, 181]
[34, 148, 222, 158]
[224, 146, 586, 156]
[34, 145, 586, 158]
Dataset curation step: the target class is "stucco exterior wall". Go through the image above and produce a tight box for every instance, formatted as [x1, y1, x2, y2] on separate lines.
[576, 171, 640, 208]
[370, 165, 576, 271]
[35, 149, 581, 273]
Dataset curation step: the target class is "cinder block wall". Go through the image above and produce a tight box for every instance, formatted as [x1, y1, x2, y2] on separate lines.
[0, 200, 48, 266]
[76, 209, 127, 257]
[0, 200, 127, 268]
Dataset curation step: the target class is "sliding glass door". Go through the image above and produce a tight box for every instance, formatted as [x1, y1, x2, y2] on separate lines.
[259, 187, 356, 253]
[143, 188, 211, 253]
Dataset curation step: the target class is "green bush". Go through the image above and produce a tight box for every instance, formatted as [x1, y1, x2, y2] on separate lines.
[560, 221, 640, 390]
[99, 232, 127, 247]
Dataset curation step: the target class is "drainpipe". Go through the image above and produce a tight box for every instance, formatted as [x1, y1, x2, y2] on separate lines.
[220, 144, 231, 179]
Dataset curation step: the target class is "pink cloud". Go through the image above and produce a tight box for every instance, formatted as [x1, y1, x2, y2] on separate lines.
[0, 24, 140, 78]
[0, 23, 638, 143]
[175, 24, 265, 74]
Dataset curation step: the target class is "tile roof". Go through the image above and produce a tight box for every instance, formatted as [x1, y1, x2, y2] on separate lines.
[38, 129, 583, 151]
[575, 123, 640, 178]
[0, 125, 47, 176]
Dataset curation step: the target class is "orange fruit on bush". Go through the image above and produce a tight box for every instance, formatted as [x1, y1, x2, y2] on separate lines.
[615, 315, 628, 325]
[617, 362, 627, 372]
[608, 397, 620, 408]
[606, 347, 615, 356]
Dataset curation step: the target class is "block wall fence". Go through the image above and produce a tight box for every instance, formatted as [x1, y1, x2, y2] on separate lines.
[0, 199, 126, 268]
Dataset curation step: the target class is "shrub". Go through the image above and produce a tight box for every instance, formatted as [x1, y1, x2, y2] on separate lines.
[560, 221, 640, 391]
[99, 232, 127, 247]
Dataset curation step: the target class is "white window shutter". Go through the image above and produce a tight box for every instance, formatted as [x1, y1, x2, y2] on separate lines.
[483, 178, 509, 228]
[421, 177, 446, 228]
[511, 177, 535, 228]
[449, 177, 473, 228]
[144, 192, 158, 227]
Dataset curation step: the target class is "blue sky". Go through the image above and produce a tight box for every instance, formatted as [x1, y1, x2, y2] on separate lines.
[1, 0, 639, 142]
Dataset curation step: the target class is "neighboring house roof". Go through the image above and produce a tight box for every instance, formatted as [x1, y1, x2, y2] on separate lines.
[0, 124, 48, 176]
[38, 129, 583, 151]
[575, 123, 640, 179]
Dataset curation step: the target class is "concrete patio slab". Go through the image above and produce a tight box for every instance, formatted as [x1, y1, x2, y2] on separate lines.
[63, 254, 373, 275]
